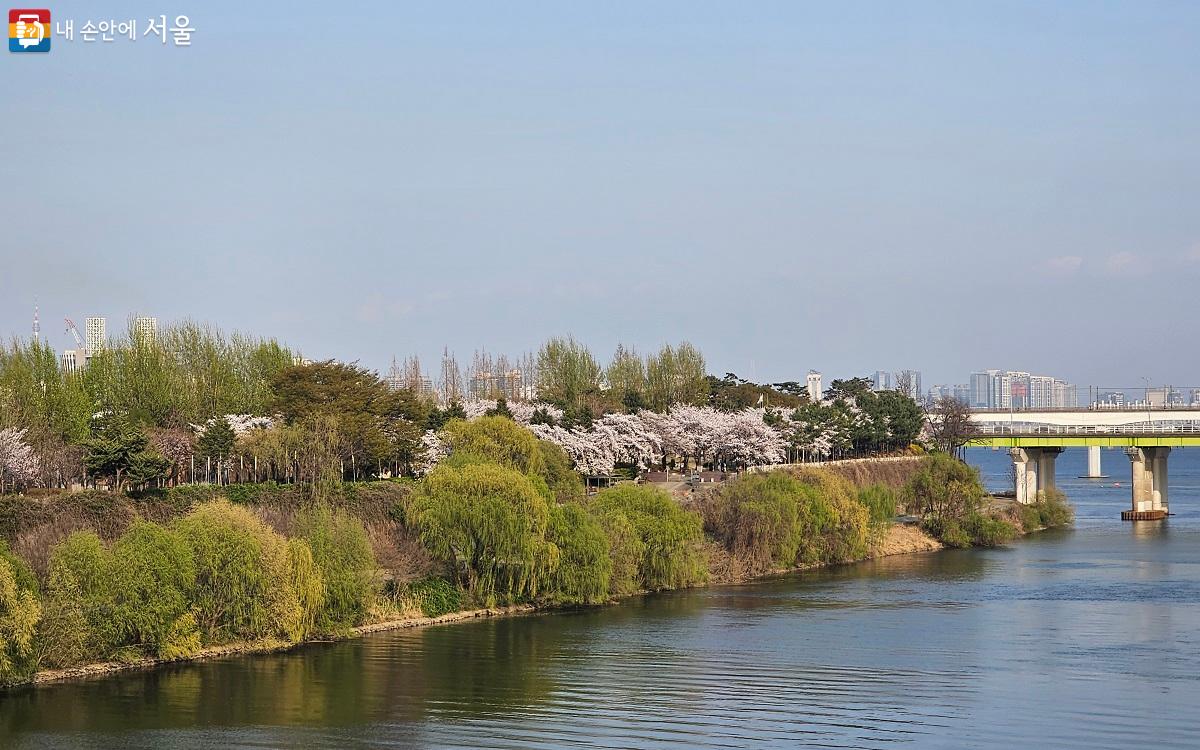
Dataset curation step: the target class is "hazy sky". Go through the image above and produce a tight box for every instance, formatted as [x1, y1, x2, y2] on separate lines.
[2, 1, 1197, 389]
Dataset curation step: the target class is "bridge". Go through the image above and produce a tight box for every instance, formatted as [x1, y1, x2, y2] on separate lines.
[968, 408, 1200, 520]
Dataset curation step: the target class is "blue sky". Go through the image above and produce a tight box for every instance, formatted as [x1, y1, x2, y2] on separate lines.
[2, 1, 1198, 389]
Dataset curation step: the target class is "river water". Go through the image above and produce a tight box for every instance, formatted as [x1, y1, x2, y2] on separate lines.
[3, 447, 1199, 749]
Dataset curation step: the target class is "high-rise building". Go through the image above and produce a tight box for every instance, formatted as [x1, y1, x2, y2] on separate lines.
[969, 371, 996, 408]
[806, 370, 822, 402]
[85, 316, 106, 357]
[895, 370, 922, 401]
[872, 370, 891, 391]
[1027, 375, 1053, 408]
[60, 350, 80, 374]
[134, 316, 157, 342]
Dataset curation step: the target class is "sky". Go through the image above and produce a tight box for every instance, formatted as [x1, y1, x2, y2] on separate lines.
[2, 1, 1198, 390]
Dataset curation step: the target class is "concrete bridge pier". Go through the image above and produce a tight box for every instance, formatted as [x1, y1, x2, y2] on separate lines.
[1010, 447, 1062, 504]
[1081, 445, 1107, 478]
[1122, 447, 1170, 520]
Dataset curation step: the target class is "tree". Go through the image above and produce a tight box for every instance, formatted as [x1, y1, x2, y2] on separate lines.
[441, 416, 547, 479]
[0, 556, 40, 684]
[589, 485, 706, 591]
[196, 416, 236, 461]
[83, 419, 152, 491]
[175, 500, 320, 643]
[904, 454, 985, 520]
[485, 397, 514, 419]
[294, 504, 376, 630]
[606, 345, 647, 412]
[928, 395, 976, 457]
[645, 342, 708, 412]
[536, 336, 601, 409]
[0, 427, 40, 492]
[408, 463, 553, 604]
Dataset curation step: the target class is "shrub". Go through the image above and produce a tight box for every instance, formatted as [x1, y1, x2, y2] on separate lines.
[286, 539, 325, 642]
[408, 463, 552, 605]
[545, 504, 611, 604]
[295, 504, 375, 630]
[962, 513, 1017, 547]
[1018, 491, 1075, 532]
[592, 509, 643, 596]
[904, 454, 985, 520]
[175, 500, 315, 643]
[709, 473, 803, 572]
[406, 577, 463, 618]
[858, 484, 898, 526]
[920, 516, 971, 549]
[108, 521, 198, 659]
[590, 485, 706, 591]
[45, 531, 113, 658]
[0, 556, 40, 685]
[790, 469, 871, 565]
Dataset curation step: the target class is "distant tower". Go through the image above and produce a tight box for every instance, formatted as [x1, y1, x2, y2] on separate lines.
[85, 316, 106, 357]
[32, 302, 41, 344]
[134, 316, 157, 342]
[807, 370, 823, 402]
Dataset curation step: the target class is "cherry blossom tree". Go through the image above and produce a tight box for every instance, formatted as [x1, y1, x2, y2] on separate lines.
[0, 428, 41, 492]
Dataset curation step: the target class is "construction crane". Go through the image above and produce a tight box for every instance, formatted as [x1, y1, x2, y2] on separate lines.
[64, 317, 86, 357]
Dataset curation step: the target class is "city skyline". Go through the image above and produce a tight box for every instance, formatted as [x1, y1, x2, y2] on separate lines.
[16, 306, 1192, 402]
[3, 2, 1198, 390]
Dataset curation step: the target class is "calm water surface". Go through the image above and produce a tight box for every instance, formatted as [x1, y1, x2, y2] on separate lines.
[3, 447, 1199, 749]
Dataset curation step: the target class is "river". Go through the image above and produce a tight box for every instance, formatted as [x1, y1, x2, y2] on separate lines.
[2, 447, 1199, 749]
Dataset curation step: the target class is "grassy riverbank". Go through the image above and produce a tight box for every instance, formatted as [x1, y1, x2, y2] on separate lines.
[25, 522, 943, 689]
[0, 432, 1068, 691]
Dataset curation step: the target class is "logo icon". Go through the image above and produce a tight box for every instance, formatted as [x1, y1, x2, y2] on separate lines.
[9, 9, 50, 52]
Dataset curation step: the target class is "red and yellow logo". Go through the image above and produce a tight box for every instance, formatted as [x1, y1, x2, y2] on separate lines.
[9, 8, 50, 53]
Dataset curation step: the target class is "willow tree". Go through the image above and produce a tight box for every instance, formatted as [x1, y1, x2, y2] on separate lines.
[408, 462, 555, 605]
[589, 484, 706, 591]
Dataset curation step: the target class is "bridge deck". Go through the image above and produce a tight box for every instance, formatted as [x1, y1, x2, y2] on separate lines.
[969, 435, 1200, 448]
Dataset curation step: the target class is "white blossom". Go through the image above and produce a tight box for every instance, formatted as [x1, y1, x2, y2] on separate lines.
[0, 427, 40, 490]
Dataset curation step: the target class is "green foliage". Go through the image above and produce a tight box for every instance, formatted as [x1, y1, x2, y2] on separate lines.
[285, 538, 326, 642]
[788, 469, 871, 565]
[545, 504, 611, 604]
[175, 500, 317, 643]
[0, 540, 37, 595]
[485, 398, 514, 419]
[710, 473, 804, 570]
[294, 504, 376, 630]
[904, 454, 985, 521]
[1018, 491, 1076, 532]
[408, 463, 553, 605]
[196, 416, 236, 459]
[645, 342, 708, 412]
[0, 555, 40, 684]
[441, 417, 547, 478]
[108, 521, 198, 658]
[922, 512, 1017, 548]
[83, 418, 153, 491]
[45, 531, 112, 659]
[406, 577, 464, 618]
[536, 336, 602, 409]
[963, 513, 1018, 547]
[858, 484, 898, 526]
[591, 508, 644, 596]
[538, 440, 584, 501]
[590, 485, 706, 591]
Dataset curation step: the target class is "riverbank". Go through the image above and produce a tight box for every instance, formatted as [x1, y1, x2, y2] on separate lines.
[21, 523, 944, 690]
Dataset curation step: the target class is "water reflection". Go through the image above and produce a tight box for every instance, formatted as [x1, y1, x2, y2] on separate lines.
[3, 451, 1200, 749]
